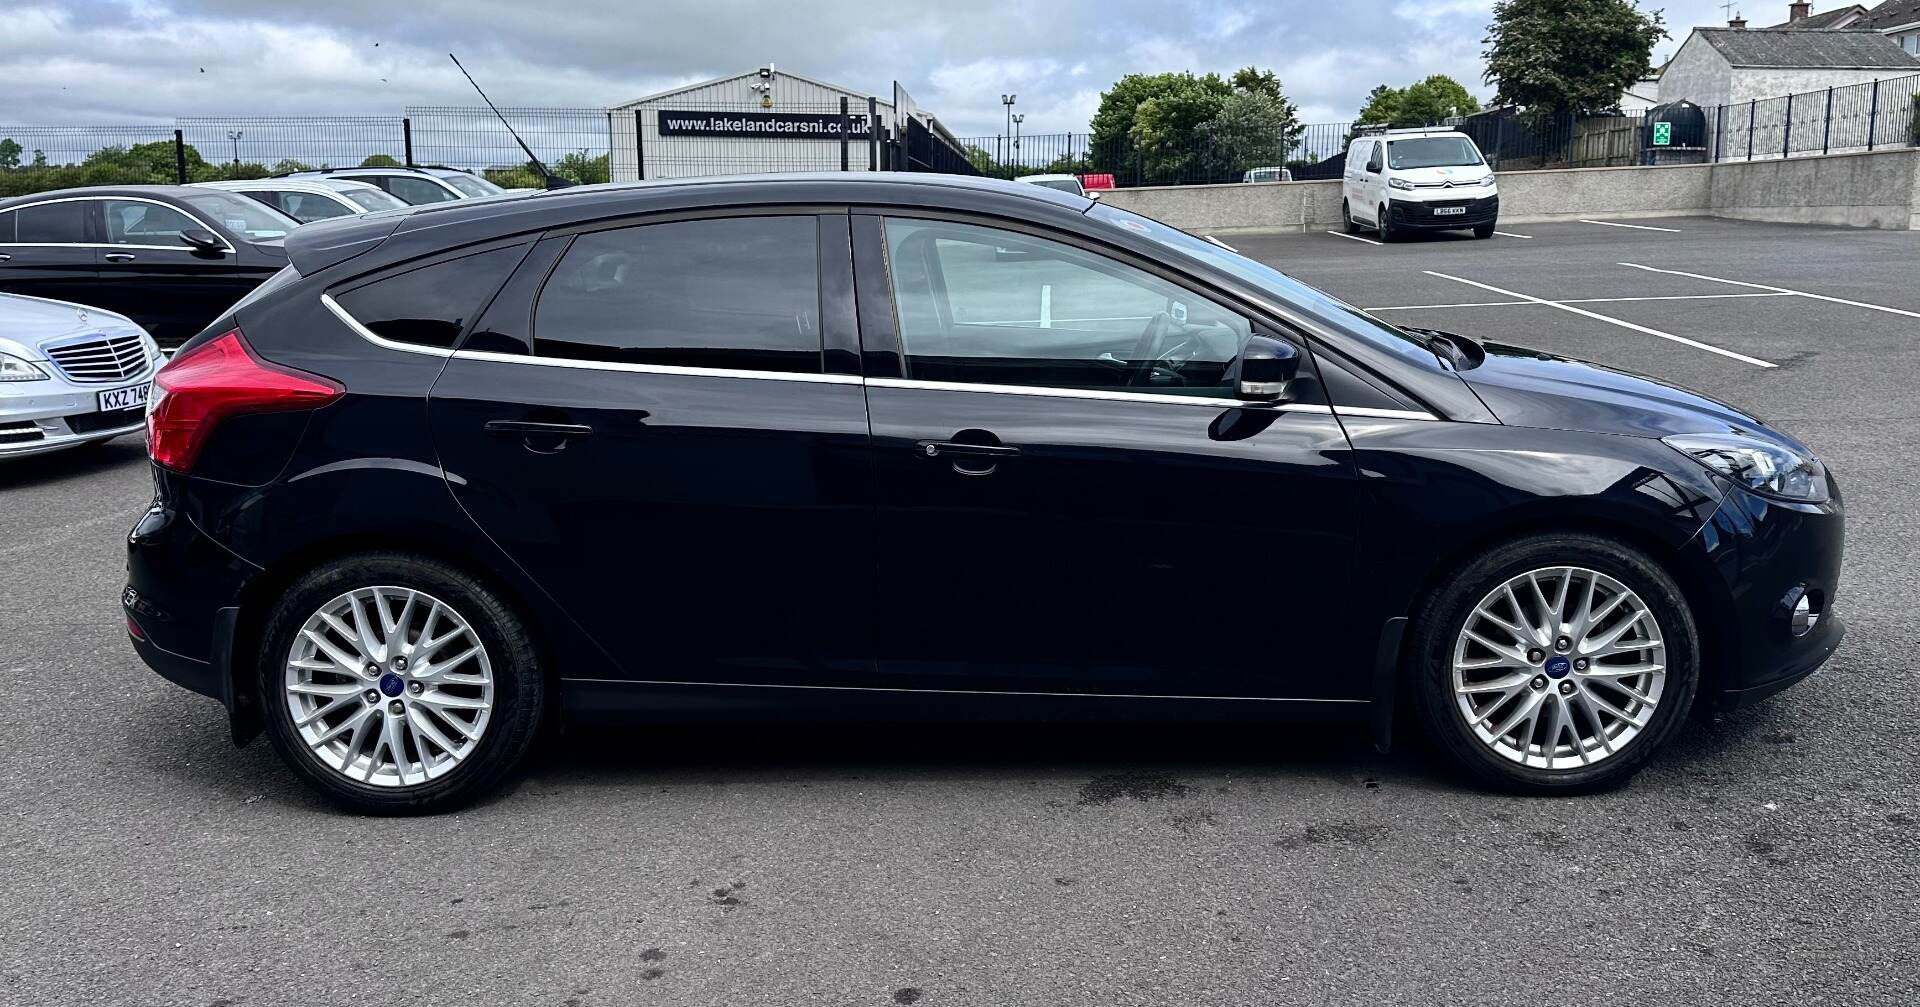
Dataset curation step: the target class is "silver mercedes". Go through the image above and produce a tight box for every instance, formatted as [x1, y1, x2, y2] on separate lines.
[0, 292, 162, 459]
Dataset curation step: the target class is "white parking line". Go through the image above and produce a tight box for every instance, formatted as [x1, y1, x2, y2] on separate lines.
[1579, 219, 1682, 232]
[1492, 230, 1533, 239]
[1326, 231, 1383, 246]
[1619, 262, 1920, 321]
[1368, 291, 1793, 312]
[1421, 271, 1777, 368]
[1204, 234, 1239, 252]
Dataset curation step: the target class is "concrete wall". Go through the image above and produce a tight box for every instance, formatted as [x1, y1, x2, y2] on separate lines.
[1094, 147, 1920, 232]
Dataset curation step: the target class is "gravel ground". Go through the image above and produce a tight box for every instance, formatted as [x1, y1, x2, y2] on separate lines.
[2, 216, 1916, 1006]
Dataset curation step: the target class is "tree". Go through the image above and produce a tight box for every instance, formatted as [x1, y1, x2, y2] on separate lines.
[360, 153, 403, 167]
[1229, 66, 1282, 101]
[1198, 90, 1301, 175]
[552, 149, 610, 185]
[0, 138, 20, 170]
[1356, 75, 1482, 127]
[1483, 0, 1665, 115]
[1090, 72, 1229, 169]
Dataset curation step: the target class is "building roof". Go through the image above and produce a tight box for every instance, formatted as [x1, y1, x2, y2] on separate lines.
[1764, 5, 1870, 30]
[1695, 27, 1920, 67]
[1857, 0, 1920, 29]
[615, 68, 883, 109]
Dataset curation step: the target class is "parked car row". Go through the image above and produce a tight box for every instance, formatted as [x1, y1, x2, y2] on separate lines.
[0, 166, 526, 458]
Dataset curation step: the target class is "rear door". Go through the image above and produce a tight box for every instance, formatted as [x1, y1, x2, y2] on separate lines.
[853, 213, 1363, 700]
[0, 199, 100, 306]
[427, 211, 875, 687]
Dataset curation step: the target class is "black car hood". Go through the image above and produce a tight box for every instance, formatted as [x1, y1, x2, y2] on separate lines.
[1461, 341, 1793, 444]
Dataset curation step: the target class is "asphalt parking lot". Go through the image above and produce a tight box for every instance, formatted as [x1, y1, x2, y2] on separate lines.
[4, 215, 1918, 1006]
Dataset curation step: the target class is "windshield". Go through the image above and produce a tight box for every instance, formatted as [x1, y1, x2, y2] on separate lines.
[1386, 136, 1483, 169]
[1087, 203, 1440, 366]
[178, 191, 296, 241]
[325, 184, 410, 212]
[435, 172, 504, 197]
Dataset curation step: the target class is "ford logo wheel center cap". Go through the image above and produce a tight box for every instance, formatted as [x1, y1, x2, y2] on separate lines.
[378, 672, 406, 697]
[1544, 655, 1572, 679]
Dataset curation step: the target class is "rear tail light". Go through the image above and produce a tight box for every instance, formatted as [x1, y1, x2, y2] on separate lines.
[146, 329, 343, 473]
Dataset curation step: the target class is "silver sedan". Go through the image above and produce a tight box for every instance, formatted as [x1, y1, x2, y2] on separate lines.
[0, 293, 162, 459]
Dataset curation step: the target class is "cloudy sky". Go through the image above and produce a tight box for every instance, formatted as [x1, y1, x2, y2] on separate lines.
[5, 0, 1766, 136]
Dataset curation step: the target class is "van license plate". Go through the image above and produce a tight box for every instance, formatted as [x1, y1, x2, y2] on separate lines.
[1434, 206, 1466, 216]
[98, 383, 151, 412]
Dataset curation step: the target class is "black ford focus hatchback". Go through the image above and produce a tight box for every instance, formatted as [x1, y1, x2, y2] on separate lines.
[126, 174, 1844, 813]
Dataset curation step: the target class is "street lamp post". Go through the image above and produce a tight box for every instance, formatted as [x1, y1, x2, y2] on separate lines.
[227, 130, 244, 166]
[1012, 113, 1024, 162]
[1000, 93, 1016, 176]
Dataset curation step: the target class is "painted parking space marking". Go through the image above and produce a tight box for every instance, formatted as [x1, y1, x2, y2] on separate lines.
[1421, 270, 1777, 368]
[1492, 230, 1533, 239]
[1580, 219, 1683, 232]
[1204, 235, 1239, 252]
[1326, 231, 1383, 246]
[1367, 291, 1793, 312]
[1620, 262, 1920, 321]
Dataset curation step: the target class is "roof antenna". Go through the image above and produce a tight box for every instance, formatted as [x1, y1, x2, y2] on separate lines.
[448, 52, 575, 189]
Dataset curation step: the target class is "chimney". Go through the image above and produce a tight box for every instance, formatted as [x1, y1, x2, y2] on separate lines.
[1729, 11, 1748, 28]
[1788, 2, 1812, 21]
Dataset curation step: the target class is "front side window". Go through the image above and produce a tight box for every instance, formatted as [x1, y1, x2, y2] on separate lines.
[102, 199, 200, 244]
[383, 176, 459, 205]
[883, 217, 1246, 394]
[333, 245, 526, 348]
[276, 191, 356, 222]
[1364, 142, 1383, 173]
[1387, 137, 1483, 169]
[7, 201, 89, 243]
[178, 191, 294, 241]
[533, 215, 822, 373]
[436, 173, 503, 197]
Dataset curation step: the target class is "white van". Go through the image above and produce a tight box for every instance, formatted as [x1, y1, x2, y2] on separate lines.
[1341, 128, 1498, 241]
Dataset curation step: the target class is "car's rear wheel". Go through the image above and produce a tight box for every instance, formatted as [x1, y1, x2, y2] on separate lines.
[1409, 534, 1699, 794]
[1342, 200, 1360, 234]
[258, 552, 545, 814]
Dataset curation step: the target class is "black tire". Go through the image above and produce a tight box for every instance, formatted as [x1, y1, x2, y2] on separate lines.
[1408, 533, 1699, 795]
[1376, 204, 1396, 242]
[257, 552, 546, 814]
[1472, 222, 1496, 239]
[1342, 200, 1360, 234]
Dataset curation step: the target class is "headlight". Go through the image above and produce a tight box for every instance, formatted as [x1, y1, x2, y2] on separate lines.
[1479, 174, 1497, 187]
[0, 351, 50, 382]
[1387, 177, 1415, 191]
[1663, 432, 1829, 503]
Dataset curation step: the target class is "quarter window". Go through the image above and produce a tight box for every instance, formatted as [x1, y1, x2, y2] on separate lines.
[532, 216, 822, 373]
[8, 201, 89, 243]
[882, 218, 1246, 394]
[383, 177, 459, 205]
[102, 199, 200, 245]
[276, 191, 356, 222]
[333, 245, 527, 349]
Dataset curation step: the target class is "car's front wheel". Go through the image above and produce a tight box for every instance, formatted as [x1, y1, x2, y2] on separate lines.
[1472, 222, 1496, 239]
[257, 552, 545, 814]
[1376, 204, 1397, 242]
[1409, 534, 1699, 794]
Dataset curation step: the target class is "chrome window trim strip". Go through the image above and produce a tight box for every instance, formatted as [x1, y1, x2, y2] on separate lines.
[577, 677, 1368, 704]
[0, 195, 238, 254]
[320, 293, 452, 358]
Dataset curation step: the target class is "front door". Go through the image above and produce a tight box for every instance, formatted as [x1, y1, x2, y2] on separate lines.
[428, 212, 874, 686]
[856, 214, 1363, 700]
[0, 199, 99, 306]
[88, 197, 260, 345]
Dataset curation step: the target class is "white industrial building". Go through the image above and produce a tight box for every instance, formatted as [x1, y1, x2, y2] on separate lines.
[609, 67, 919, 181]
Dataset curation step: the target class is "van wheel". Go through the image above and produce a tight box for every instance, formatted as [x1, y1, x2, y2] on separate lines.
[1342, 200, 1359, 234]
[257, 552, 546, 814]
[1408, 534, 1700, 795]
[1376, 204, 1397, 242]
[1473, 222, 1496, 239]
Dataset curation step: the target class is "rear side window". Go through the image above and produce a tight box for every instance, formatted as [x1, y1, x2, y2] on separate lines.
[384, 176, 459, 205]
[278, 192, 356, 221]
[333, 245, 526, 348]
[533, 215, 821, 373]
[12, 201, 89, 243]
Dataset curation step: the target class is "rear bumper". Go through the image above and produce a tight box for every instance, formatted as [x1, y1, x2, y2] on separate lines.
[124, 481, 258, 708]
[1389, 195, 1498, 229]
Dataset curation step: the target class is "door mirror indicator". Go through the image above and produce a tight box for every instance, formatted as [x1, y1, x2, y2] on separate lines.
[178, 228, 223, 252]
[1237, 335, 1300, 404]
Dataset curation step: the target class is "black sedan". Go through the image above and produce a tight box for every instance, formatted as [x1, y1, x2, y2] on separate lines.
[0, 185, 297, 347]
[124, 174, 1844, 813]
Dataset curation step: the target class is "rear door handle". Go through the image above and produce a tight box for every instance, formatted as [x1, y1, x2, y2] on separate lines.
[915, 440, 1020, 459]
[103, 253, 136, 263]
[485, 419, 594, 438]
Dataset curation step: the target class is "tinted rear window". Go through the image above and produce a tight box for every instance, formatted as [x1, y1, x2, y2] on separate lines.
[333, 245, 527, 348]
[12, 201, 89, 243]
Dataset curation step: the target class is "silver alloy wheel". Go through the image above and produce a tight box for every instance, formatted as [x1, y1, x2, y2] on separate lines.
[1452, 566, 1667, 770]
[284, 586, 494, 787]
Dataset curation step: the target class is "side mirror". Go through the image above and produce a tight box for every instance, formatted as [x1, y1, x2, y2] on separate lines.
[179, 228, 223, 252]
[1237, 335, 1300, 404]
[1085, 190, 1101, 200]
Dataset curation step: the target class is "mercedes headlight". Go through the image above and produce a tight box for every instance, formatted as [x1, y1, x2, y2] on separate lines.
[0, 351, 50, 382]
[1664, 432, 1828, 503]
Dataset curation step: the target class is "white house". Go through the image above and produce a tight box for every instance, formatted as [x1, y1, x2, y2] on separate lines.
[1657, 23, 1920, 107]
[608, 66, 903, 182]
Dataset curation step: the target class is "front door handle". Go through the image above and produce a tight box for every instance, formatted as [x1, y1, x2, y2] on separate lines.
[103, 252, 136, 263]
[915, 438, 1020, 476]
[0, 253, 11, 262]
[485, 419, 595, 438]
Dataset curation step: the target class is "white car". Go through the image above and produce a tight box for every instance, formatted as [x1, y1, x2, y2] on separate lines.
[1341, 128, 1499, 240]
[1242, 166, 1292, 183]
[1015, 173, 1098, 199]
[0, 293, 162, 459]
[193, 178, 409, 223]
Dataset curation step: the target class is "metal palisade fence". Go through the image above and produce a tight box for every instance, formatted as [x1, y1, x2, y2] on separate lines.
[1, 72, 1916, 198]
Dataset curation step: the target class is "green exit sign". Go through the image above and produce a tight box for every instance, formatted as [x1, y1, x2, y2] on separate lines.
[1653, 121, 1673, 146]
